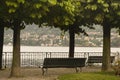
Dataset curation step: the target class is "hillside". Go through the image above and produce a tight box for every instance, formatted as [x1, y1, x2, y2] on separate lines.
[4, 24, 120, 47]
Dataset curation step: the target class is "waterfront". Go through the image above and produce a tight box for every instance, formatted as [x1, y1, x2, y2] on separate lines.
[2, 46, 120, 68]
[3, 46, 120, 52]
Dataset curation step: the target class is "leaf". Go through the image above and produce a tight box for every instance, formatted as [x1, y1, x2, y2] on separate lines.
[5, 1, 18, 8]
[95, 14, 103, 22]
[91, 5, 97, 10]
[65, 21, 69, 25]
[103, 8, 109, 12]
[5, 1, 11, 6]
[112, 3, 119, 9]
[117, 11, 120, 16]
[40, 0, 48, 3]
[97, 0, 104, 4]
[85, 4, 91, 9]
[8, 8, 16, 13]
[85, 4, 97, 10]
[48, 0, 57, 5]
[30, 14, 36, 18]
[13, 3, 18, 8]
[103, 3, 109, 8]
[37, 14, 42, 18]
[34, 3, 42, 8]
[87, 0, 93, 3]
[17, 0, 25, 4]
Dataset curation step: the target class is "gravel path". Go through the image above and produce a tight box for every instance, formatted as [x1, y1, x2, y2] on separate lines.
[0, 67, 101, 80]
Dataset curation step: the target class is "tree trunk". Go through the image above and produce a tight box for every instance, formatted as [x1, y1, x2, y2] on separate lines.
[102, 24, 111, 71]
[10, 21, 21, 77]
[69, 26, 75, 58]
[0, 20, 4, 70]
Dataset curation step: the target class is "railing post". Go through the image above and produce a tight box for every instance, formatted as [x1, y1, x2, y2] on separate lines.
[84, 52, 87, 58]
[45, 52, 52, 58]
[46, 52, 48, 58]
[49, 52, 51, 58]
[4, 52, 7, 68]
[88, 52, 89, 57]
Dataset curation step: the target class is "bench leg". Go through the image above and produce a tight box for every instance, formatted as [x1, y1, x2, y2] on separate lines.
[75, 67, 79, 73]
[42, 68, 48, 75]
[80, 67, 82, 72]
[75, 67, 82, 73]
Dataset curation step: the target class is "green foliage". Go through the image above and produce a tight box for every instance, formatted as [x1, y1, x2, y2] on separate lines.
[1, 0, 60, 28]
[48, 0, 57, 5]
[58, 72, 120, 80]
[97, 0, 104, 4]
[17, 0, 25, 4]
[5, 1, 18, 8]
[33, 3, 42, 9]
[5, 0, 26, 13]
[40, 0, 77, 27]
[83, 0, 120, 28]
[85, 4, 98, 10]
[41, 0, 95, 36]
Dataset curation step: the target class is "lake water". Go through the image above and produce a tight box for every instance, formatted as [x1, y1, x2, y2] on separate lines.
[3, 46, 120, 53]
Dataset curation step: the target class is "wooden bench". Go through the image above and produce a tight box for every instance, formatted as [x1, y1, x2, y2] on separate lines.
[87, 56, 115, 66]
[42, 58, 86, 75]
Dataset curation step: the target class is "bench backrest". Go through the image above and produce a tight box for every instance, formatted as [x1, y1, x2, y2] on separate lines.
[87, 56, 115, 63]
[43, 58, 86, 68]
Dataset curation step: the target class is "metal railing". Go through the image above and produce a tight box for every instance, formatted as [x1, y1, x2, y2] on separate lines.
[2, 52, 119, 68]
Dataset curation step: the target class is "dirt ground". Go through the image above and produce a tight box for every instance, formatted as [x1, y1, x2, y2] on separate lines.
[0, 67, 101, 80]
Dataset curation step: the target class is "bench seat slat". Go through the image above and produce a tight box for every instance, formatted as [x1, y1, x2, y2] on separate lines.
[87, 56, 115, 63]
[43, 58, 86, 68]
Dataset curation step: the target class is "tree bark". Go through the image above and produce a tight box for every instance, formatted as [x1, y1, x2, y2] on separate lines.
[10, 21, 21, 77]
[69, 26, 75, 58]
[0, 20, 4, 70]
[102, 24, 111, 71]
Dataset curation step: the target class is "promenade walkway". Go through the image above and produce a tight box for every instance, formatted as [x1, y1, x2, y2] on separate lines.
[0, 67, 101, 80]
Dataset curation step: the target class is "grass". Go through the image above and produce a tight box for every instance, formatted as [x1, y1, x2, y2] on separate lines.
[58, 72, 120, 80]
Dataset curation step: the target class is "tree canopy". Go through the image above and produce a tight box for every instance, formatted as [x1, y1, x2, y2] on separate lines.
[82, 0, 120, 28]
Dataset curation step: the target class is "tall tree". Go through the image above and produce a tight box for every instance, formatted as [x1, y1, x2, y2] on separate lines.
[41, 0, 92, 57]
[61, 0, 93, 58]
[3, 0, 57, 77]
[0, 0, 10, 70]
[0, 19, 4, 70]
[82, 0, 120, 71]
